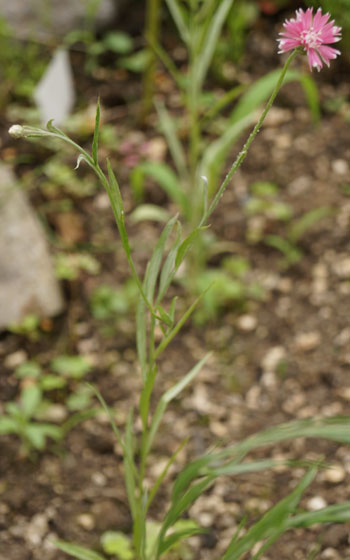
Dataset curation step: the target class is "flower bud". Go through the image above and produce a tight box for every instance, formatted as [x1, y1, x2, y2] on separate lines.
[8, 125, 25, 138]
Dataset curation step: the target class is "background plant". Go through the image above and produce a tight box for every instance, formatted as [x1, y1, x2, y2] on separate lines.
[10, 31, 350, 555]
[133, 0, 320, 290]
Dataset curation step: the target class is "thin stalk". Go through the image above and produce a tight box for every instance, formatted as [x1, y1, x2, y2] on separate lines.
[199, 49, 300, 227]
[141, 0, 162, 121]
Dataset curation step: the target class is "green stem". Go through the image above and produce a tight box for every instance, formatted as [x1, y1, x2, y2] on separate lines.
[141, 0, 162, 121]
[199, 49, 300, 227]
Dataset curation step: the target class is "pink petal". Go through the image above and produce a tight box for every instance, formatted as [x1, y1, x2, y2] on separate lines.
[278, 38, 300, 53]
[307, 48, 323, 71]
[317, 45, 341, 66]
[299, 8, 313, 31]
[313, 8, 330, 32]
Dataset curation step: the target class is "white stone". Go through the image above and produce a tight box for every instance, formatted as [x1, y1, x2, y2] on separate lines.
[76, 513, 95, 531]
[0, 165, 63, 329]
[0, 0, 121, 40]
[306, 496, 327, 511]
[294, 331, 321, 352]
[34, 49, 75, 126]
[237, 314, 257, 332]
[332, 159, 349, 175]
[261, 346, 286, 372]
[322, 465, 346, 483]
[4, 350, 27, 368]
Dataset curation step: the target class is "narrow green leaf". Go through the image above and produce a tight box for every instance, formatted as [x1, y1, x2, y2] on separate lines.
[124, 408, 137, 520]
[87, 384, 138, 483]
[106, 158, 124, 225]
[200, 113, 256, 193]
[136, 299, 147, 380]
[264, 235, 302, 265]
[194, 0, 234, 91]
[175, 227, 204, 269]
[299, 73, 320, 123]
[164, 0, 190, 44]
[157, 221, 182, 303]
[147, 438, 188, 510]
[154, 286, 212, 359]
[144, 214, 178, 303]
[130, 204, 170, 224]
[155, 100, 189, 186]
[21, 385, 42, 419]
[101, 531, 133, 559]
[132, 161, 188, 214]
[157, 477, 213, 556]
[287, 207, 333, 244]
[92, 99, 101, 165]
[287, 503, 350, 529]
[0, 416, 19, 434]
[54, 540, 106, 560]
[221, 470, 316, 560]
[159, 524, 205, 555]
[146, 354, 210, 455]
[156, 305, 173, 327]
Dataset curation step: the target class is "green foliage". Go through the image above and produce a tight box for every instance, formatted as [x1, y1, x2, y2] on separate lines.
[215, 0, 259, 65]
[0, 384, 62, 454]
[265, 207, 333, 267]
[50, 355, 92, 379]
[8, 314, 41, 340]
[101, 531, 133, 559]
[0, 18, 47, 102]
[192, 256, 264, 324]
[11, 37, 349, 560]
[55, 253, 101, 280]
[244, 181, 332, 267]
[90, 281, 138, 320]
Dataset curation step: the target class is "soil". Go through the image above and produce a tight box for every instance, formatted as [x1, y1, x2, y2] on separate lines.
[1, 5, 350, 560]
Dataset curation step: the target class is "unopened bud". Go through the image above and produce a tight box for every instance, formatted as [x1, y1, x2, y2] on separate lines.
[9, 124, 25, 138]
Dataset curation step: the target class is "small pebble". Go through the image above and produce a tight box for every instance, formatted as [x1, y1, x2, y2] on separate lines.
[321, 547, 342, 560]
[332, 159, 349, 175]
[76, 513, 95, 531]
[261, 346, 286, 372]
[322, 465, 346, 483]
[91, 472, 107, 486]
[4, 350, 28, 369]
[333, 257, 350, 279]
[306, 496, 327, 511]
[294, 331, 321, 352]
[335, 327, 350, 346]
[237, 314, 257, 332]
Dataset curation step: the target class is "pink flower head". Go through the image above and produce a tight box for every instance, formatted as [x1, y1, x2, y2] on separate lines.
[278, 8, 341, 71]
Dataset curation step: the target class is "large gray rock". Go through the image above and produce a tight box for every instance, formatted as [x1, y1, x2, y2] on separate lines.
[0, 0, 122, 41]
[0, 165, 64, 329]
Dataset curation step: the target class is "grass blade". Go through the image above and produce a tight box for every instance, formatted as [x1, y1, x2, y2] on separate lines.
[145, 354, 210, 455]
[155, 100, 189, 185]
[221, 470, 316, 560]
[164, 0, 190, 45]
[92, 98, 100, 165]
[194, 0, 234, 91]
[54, 541, 106, 560]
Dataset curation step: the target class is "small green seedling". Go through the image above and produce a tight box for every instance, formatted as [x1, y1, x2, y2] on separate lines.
[0, 383, 61, 455]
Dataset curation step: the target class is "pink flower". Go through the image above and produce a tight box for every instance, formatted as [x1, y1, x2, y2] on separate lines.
[278, 8, 341, 71]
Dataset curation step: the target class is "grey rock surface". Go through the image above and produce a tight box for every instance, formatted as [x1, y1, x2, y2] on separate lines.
[0, 0, 121, 40]
[0, 165, 64, 329]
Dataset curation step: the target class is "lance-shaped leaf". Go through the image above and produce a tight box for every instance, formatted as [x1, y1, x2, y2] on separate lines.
[54, 541, 106, 560]
[92, 99, 101, 164]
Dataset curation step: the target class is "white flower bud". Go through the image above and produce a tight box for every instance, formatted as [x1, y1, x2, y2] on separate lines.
[8, 125, 25, 138]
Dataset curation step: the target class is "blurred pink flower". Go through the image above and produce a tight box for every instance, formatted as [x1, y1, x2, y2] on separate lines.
[278, 8, 341, 71]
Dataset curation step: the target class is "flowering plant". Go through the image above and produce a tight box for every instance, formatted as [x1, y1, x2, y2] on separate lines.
[278, 7, 341, 71]
[9, 7, 350, 560]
